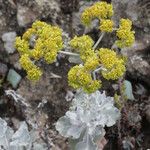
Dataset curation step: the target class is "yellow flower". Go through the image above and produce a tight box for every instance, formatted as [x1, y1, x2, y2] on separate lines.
[116, 30, 135, 48]
[81, 7, 93, 26]
[116, 19, 135, 48]
[98, 48, 117, 69]
[68, 65, 92, 88]
[32, 20, 48, 30]
[70, 35, 94, 51]
[81, 2, 114, 26]
[80, 49, 95, 62]
[68, 65, 81, 89]
[92, 2, 113, 19]
[22, 28, 36, 40]
[83, 80, 102, 93]
[69, 35, 95, 63]
[68, 65, 101, 93]
[102, 61, 125, 80]
[44, 51, 57, 64]
[84, 55, 99, 71]
[27, 66, 42, 81]
[98, 48, 126, 80]
[106, 3, 114, 18]
[31, 39, 44, 60]
[19, 54, 34, 70]
[99, 19, 114, 32]
[119, 19, 132, 30]
[15, 37, 30, 55]
[15, 21, 63, 81]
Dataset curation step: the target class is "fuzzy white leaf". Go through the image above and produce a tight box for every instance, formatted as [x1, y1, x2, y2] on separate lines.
[56, 90, 120, 150]
[0, 118, 14, 149]
[10, 122, 30, 147]
[75, 132, 98, 150]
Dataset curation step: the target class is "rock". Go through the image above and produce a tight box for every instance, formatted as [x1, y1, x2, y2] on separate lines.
[0, 62, 8, 78]
[145, 98, 150, 123]
[72, 1, 99, 35]
[9, 53, 21, 70]
[0, 13, 7, 37]
[112, 0, 150, 86]
[7, 69, 22, 88]
[2, 32, 16, 54]
[112, 0, 150, 31]
[121, 36, 150, 86]
[17, 5, 38, 27]
[35, 0, 61, 20]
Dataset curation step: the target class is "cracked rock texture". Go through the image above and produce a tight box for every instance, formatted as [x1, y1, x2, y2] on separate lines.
[112, 0, 150, 87]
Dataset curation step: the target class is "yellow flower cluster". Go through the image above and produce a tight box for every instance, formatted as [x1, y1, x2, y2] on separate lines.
[69, 35, 94, 52]
[70, 35, 96, 63]
[15, 37, 30, 55]
[81, 2, 113, 26]
[19, 54, 42, 81]
[116, 19, 135, 48]
[99, 19, 114, 32]
[98, 48, 126, 80]
[69, 35, 102, 93]
[15, 21, 63, 81]
[68, 65, 101, 93]
[69, 35, 126, 92]
[81, 2, 115, 33]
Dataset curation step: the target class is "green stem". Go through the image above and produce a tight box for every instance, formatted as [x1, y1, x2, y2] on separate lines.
[58, 51, 79, 56]
[93, 32, 105, 50]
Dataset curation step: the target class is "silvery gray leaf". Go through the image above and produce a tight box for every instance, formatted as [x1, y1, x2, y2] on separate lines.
[32, 143, 47, 150]
[56, 90, 120, 149]
[0, 118, 14, 149]
[75, 132, 98, 150]
[10, 122, 30, 147]
[55, 116, 83, 139]
[123, 80, 135, 100]
[0, 118, 8, 137]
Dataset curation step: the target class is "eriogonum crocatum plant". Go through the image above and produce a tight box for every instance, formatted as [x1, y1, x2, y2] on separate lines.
[15, 1, 135, 150]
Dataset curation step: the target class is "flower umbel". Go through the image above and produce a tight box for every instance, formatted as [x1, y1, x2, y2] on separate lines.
[98, 48, 126, 80]
[99, 19, 114, 32]
[15, 20, 63, 81]
[116, 19, 135, 48]
[81, 2, 114, 26]
[68, 65, 101, 93]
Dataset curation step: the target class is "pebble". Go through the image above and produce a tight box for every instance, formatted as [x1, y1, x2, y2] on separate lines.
[17, 5, 38, 27]
[7, 69, 21, 88]
[2, 32, 16, 54]
[0, 62, 8, 78]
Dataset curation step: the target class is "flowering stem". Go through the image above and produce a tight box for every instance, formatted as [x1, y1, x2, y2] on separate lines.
[94, 67, 103, 73]
[58, 51, 79, 56]
[93, 32, 105, 50]
[92, 66, 103, 80]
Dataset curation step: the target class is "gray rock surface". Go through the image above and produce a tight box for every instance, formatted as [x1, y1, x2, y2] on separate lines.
[112, 0, 150, 30]
[112, 0, 150, 86]
[2, 32, 16, 54]
[17, 5, 38, 27]
[0, 62, 8, 78]
[145, 101, 150, 123]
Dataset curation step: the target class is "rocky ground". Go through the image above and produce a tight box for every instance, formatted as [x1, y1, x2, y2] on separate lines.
[0, 0, 150, 149]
